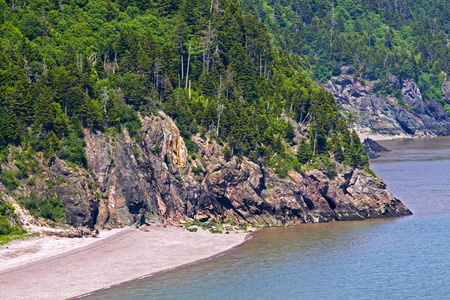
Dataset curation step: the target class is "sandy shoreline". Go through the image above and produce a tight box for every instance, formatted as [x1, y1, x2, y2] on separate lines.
[0, 226, 249, 300]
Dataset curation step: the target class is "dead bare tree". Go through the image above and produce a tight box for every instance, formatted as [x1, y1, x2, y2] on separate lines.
[43, 59, 48, 76]
[181, 53, 184, 81]
[201, 22, 216, 72]
[101, 86, 108, 114]
[217, 103, 225, 136]
[224, 68, 234, 100]
[154, 59, 161, 93]
[313, 123, 317, 158]
[88, 52, 98, 66]
[185, 43, 191, 89]
[103, 51, 108, 70]
[24, 60, 32, 83]
[210, 0, 224, 14]
[113, 53, 118, 73]
[217, 75, 223, 100]
[41, 9, 48, 37]
[76, 54, 83, 73]
[329, 1, 336, 46]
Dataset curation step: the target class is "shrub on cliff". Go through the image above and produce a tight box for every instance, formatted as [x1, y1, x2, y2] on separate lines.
[19, 192, 65, 223]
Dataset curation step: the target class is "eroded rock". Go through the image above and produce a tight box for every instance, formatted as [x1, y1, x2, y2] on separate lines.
[1, 110, 412, 232]
[324, 76, 450, 137]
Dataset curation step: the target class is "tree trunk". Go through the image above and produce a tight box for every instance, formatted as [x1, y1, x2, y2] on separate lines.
[185, 44, 191, 89]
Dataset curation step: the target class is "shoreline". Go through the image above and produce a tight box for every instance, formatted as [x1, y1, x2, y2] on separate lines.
[357, 131, 410, 142]
[76, 231, 254, 299]
[0, 226, 250, 300]
[0, 228, 124, 272]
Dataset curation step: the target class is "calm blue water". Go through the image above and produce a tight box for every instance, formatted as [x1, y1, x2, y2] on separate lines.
[86, 137, 450, 300]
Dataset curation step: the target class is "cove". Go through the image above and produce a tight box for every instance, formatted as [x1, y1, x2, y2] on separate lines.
[85, 137, 450, 300]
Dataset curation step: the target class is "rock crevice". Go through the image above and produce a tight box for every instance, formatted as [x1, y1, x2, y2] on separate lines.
[324, 75, 450, 137]
[83, 111, 411, 227]
[1, 111, 412, 230]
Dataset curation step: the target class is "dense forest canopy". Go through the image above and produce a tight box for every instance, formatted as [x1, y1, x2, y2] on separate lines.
[241, 0, 450, 113]
[0, 0, 369, 193]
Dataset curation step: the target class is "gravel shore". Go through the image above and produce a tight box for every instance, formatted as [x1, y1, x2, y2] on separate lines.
[0, 226, 248, 300]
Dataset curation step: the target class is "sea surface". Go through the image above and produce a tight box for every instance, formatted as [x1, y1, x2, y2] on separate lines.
[86, 137, 450, 300]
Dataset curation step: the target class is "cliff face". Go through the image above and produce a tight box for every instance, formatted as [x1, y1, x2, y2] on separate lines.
[0, 111, 411, 230]
[0, 152, 99, 230]
[82, 111, 411, 227]
[324, 75, 450, 137]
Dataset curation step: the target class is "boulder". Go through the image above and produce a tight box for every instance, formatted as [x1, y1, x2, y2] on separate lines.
[402, 80, 422, 107]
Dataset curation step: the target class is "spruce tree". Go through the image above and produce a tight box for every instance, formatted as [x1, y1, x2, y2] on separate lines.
[297, 138, 312, 164]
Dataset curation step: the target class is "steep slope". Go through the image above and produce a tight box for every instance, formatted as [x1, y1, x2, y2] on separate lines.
[324, 73, 450, 137]
[0, 111, 411, 231]
[0, 0, 412, 234]
[241, 0, 450, 137]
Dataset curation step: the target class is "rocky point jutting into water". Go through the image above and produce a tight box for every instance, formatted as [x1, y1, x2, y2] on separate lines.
[0, 111, 411, 231]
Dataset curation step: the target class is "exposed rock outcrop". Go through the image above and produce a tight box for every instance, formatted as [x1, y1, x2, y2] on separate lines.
[1, 111, 412, 231]
[324, 75, 450, 137]
[48, 157, 98, 227]
[0, 151, 99, 231]
[82, 111, 411, 227]
[362, 138, 390, 159]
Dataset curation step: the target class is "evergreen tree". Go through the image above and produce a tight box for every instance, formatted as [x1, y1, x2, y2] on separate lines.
[297, 138, 312, 164]
[34, 88, 56, 133]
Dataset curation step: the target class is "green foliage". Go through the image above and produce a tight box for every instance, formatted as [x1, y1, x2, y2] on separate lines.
[19, 192, 65, 222]
[321, 156, 337, 180]
[272, 155, 290, 178]
[55, 177, 67, 185]
[223, 145, 232, 161]
[180, 216, 250, 233]
[26, 177, 36, 186]
[445, 103, 450, 116]
[58, 128, 88, 168]
[132, 148, 140, 158]
[150, 144, 161, 155]
[240, 0, 450, 108]
[18, 12, 41, 41]
[285, 121, 295, 142]
[209, 227, 223, 233]
[0, 170, 19, 191]
[238, 221, 248, 230]
[192, 166, 202, 175]
[0, 232, 38, 245]
[364, 167, 377, 178]
[0, 201, 26, 237]
[0, 0, 371, 192]
[297, 138, 312, 164]
[45, 180, 54, 189]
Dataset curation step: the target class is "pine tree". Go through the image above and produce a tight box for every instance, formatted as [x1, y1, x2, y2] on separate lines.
[297, 138, 312, 164]
[285, 121, 295, 142]
[0, 108, 21, 145]
[34, 87, 56, 133]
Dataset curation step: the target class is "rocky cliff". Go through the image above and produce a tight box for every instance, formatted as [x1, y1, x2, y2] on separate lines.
[324, 74, 450, 137]
[0, 111, 412, 231]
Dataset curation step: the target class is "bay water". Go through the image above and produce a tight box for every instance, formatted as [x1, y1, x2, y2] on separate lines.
[86, 137, 450, 299]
